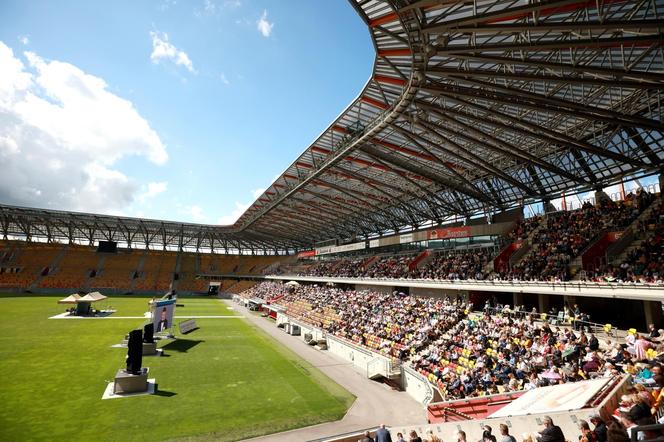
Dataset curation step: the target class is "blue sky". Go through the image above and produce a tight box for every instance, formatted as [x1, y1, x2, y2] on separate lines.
[0, 0, 374, 224]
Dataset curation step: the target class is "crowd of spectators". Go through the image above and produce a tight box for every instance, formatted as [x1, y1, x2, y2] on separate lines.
[299, 250, 492, 281]
[411, 251, 489, 280]
[301, 254, 417, 279]
[584, 198, 663, 284]
[243, 281, 664, 440]
[508, 216, 543, 242]
[499, 198, 648, 282]
[277, 191, 658, 285]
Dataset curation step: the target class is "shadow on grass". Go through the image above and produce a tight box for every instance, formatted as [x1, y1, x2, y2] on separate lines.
[160, 339, 204, 353]
[154, 389, 177, 397]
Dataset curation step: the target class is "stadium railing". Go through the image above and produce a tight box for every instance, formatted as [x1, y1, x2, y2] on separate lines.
[482, 306, 625, 339]
[265, 275, 664, 301]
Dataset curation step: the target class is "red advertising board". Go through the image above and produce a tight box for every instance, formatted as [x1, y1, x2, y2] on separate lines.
[297, 250, 316, 258]
[428, 226, 471, 240]
[607, 231, 623, 242]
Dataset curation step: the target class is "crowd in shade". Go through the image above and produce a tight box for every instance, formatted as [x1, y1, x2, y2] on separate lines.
[283, 191, 660, 285]
[583, 198, 663, 284]
[410, 251, 489, 280]
[299, 250, 492, 281]
[495, 195, 652, 283]
[508, 216, 543, 242]
[241, 281, 664, 441]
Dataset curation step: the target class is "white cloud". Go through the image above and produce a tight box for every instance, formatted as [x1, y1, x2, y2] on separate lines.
[220, 72, 230, 85]
[18, 35, 29, 45]
[138, 181, 168, 202]
[0, 41, 168, 214]
[256, 10, 274, 37]
[217, 188, 264, 225]
[217, 201, 250, 225]
[188, 204, 205, 221]
[149, 31, 196, 73]
[252, 187, 265, 199]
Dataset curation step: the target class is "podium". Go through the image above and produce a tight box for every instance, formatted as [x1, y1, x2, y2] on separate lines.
[114, 368, 149, 394]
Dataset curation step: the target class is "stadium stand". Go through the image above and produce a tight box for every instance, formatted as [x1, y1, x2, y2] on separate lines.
[501, 197, 654, 282]
[270, 193, 662, 285]
[0, 241, 63, 289]
[241, 281, 664, 402]
[37, 244, 97, 290]
[88, 249, 142, 291]
[134, 250, 176, 293]
[584, 197, 664, 284]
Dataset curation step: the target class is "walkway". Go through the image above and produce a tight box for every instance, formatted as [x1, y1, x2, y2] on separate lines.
[225, 300, 428, 442]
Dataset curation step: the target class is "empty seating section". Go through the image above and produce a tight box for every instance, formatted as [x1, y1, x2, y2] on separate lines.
[134, 250, 176, 293]
[0, 241, 62, 289]
[202, 254, 281, 275]
[225, 280, 257, 294]
[89, 250, 142, 290]
[37, 245, 97, 290]
[176, 253, 205, 292]
[0, 242, 268, 293]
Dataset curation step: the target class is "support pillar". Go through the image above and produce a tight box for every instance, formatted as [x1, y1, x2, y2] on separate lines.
[513, 292, 524, 308]
[644, 301, 663, 329]
[563, 295, 577, 309]
[538, 294, 550, 314]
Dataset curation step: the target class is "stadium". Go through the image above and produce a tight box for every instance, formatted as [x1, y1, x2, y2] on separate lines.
[2, 0, 664, 441]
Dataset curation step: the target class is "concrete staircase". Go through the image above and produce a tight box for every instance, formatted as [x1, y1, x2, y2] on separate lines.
[498, 218, 547, 273]
[86, 254, 107, 291]
[129, 248, 148, 292]
[171, 251, 183, 291]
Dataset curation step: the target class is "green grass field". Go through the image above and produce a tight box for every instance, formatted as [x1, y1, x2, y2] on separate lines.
[0, 294, 354, 441]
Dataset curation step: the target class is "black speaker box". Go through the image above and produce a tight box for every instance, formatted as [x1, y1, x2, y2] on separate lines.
[143, 323, 154, 344]
[126, 329, 143, 374]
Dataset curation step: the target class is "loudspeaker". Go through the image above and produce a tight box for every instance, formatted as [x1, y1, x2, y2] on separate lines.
[208, 285, 218, 296]
[143, 323, 154, 344]
[126, 329, 143, 374]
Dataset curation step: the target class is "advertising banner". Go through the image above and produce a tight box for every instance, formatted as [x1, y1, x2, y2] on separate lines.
[428, 226, 471, 240]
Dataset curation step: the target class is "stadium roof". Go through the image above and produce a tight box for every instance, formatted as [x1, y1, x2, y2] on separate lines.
[2, 0, 664, 253]
[235, 0, 664, 245]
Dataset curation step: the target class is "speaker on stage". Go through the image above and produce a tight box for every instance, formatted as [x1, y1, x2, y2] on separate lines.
[143, 323, 154, 344]
[126, 329, 143, 374]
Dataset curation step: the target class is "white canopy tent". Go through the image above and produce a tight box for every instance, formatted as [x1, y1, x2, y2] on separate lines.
[57, 294, 82, 304]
